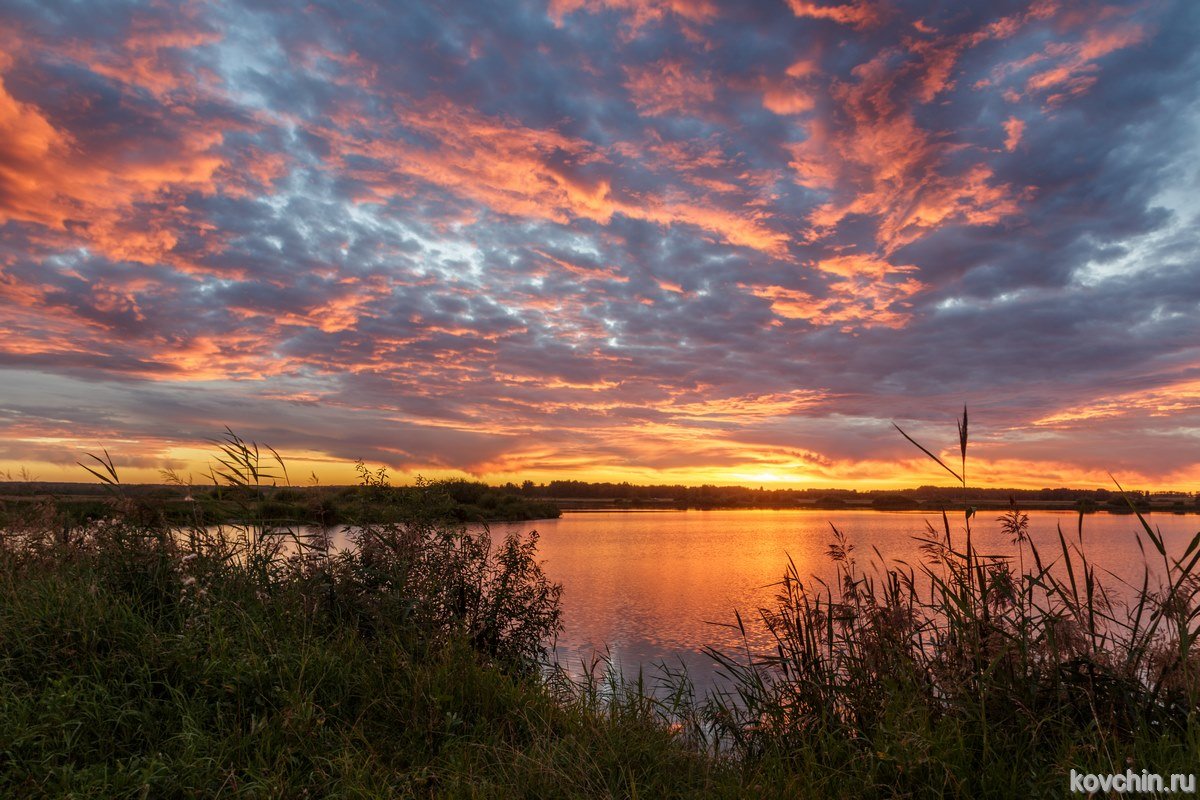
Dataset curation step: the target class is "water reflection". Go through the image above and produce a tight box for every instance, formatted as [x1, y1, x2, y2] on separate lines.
[491, 509, 1199, 689]
[213, 509, 1199, 691]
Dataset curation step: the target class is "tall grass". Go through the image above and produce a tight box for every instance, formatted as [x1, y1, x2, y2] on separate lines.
[686, 408, 1200, 794]
[1, 432, 586, 796]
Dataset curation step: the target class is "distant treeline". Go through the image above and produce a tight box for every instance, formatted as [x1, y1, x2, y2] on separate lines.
[3, 479, 1197, 520]
[507, 481, 1197, 512]
[0, 478, 562, 527]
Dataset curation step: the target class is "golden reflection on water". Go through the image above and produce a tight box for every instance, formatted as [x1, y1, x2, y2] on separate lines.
[272, 509, 1198, 687]
[487, 509, 1200, 686]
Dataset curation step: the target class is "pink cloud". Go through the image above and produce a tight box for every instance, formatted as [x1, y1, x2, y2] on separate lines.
[744, 254, 925, 331]
[623, 58, 716, 116]
[323, 98, 788, 255]
[1003, 116, 1025, 151]
[785, 0, 883, 30]
[549, 0, 717, 31]
[787, 41, 1028, 252]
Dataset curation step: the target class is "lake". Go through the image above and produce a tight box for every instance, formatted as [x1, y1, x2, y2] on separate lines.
[484, 509, 1200, 687]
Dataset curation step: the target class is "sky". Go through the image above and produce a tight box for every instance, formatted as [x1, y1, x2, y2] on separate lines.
[0, 0, 1198, 490]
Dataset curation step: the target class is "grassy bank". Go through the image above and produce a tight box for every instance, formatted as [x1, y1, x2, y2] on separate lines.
[0, 469, 722, 797]
[1, 428, 1198, 797]
[0, 479, 561, 530]
[0, 544, 734, 797]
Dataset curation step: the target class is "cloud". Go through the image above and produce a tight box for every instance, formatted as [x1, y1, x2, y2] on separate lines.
[549, 0, 717, 32]
[1002, 116, 1025, 151]
[791, 45, 1026, 254]
[785, 0, 882, 30]
[623, 58, 715, 116]
[0, 0, 1196, 488]
[744, 255, 925, 330]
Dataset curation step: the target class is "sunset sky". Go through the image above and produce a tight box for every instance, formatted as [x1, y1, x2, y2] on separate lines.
[0, 0, 1198, 489]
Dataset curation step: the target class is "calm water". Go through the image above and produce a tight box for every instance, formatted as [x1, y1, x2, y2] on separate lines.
[484, 509, 1200, 684]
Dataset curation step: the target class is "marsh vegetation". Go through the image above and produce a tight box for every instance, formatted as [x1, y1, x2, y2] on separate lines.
[1, 420, 1197, 797]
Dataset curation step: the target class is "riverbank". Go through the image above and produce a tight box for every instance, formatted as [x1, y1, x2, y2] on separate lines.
[0, 543, 739, 797]
[0, 477, 561, 529]
[555, 498, 1200, 513]
[10, 476, 1196, 524]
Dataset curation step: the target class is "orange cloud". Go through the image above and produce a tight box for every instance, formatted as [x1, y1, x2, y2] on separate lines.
[0, 72, 70, 225]
[1026, 23, 1145, 104]
[984, 16, 1146, 106]
[532, 248, 629, 282]
[745, 254, 925, 330]
[326, 99, 787, 255]
[785, 132, 837, 190]
[662, 388, 829, 421]
[622, 133, 745, 193]
[549, 0, 716, 28]
[1033, 379, 1200, 427]
[761, 81, 816, 115]
[758, 49, 823, 118]
[629, 194, 788, 254]
[623, 59, 715, 116]
[903, 33, 977, 103]
[77, 20, 221, 100]
[788, 5, 1146, 253]
[793, 50, 1023, 252]
[1003, 116, 1025, 151]
[0, 45, 256, 271]
[268, 278, 394, 334]
[785, 0, 882, 30]
[336, 100, 614, 224]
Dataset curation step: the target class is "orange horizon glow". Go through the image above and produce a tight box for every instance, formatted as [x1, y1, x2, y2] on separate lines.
[3, 439, 1197, 494]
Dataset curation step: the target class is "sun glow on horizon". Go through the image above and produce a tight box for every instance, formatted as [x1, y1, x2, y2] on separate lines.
[3, 439, 1196, 494]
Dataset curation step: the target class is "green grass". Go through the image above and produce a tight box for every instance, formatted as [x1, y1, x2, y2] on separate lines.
[0, 523, 743, 797]
[1, 424, 1197, 798]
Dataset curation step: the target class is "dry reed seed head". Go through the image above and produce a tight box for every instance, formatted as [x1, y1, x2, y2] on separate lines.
[1156, 587, 1197, 621]
[998, 508, 1031, 544]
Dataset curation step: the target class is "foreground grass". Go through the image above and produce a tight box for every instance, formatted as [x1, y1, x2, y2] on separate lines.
[4, 519, 1197, 798]
[0, 550, 751, 798]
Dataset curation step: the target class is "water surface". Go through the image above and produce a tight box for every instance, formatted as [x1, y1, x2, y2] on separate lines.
[487, 509, 1200, 685]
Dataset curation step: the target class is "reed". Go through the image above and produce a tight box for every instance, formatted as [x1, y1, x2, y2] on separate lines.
[689, 408, 1199, 794]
